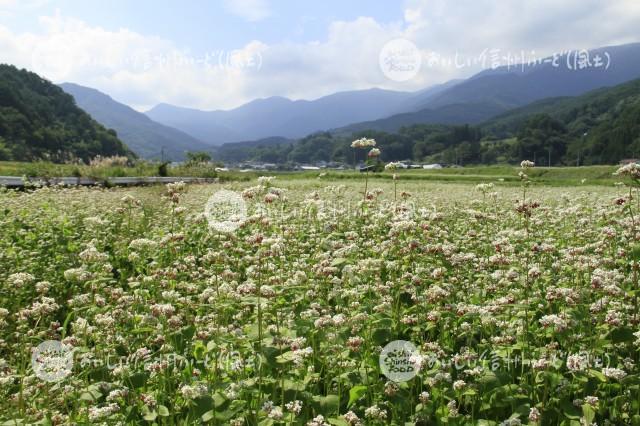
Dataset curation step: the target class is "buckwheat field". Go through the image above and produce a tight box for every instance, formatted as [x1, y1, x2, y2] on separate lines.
[3, 166, 640, 425]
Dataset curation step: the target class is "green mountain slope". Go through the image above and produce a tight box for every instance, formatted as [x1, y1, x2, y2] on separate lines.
[480, 78, 640, 164]
[0, 65, 132, 162]
[334, 101, 506, 135]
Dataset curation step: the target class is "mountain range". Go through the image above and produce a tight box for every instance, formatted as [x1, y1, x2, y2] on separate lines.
[59, 83, 213, 161]
[141, 43, 640, 146]
[332, 43, 640, 134]
[143, 79, 469, 145]
[144, 88, 417, 144]
[47, 42, 640, 160]
[213, 76, 640, 167]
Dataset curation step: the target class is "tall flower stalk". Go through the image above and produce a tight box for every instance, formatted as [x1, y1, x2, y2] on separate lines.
[350, 138, 378, 215]
[385, 162, 400, 210]
[517, 159, 535, 392]
[614, 163, 640, 322]
[518, 160, 534, 235]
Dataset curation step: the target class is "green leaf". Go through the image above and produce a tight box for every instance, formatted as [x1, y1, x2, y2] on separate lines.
[276, 351, 296, 363]
[630, 244, 640, 261]
[157, 405, 170, 417]
[192, 395, 214, 417]
[588, 369, 606, 382]
[371, 327, 393, 346]
[608, 326, 634, 343]
[79, 385, 102, 402]
[142, 409, 157, 421]
[560, 399, 580, 420]
[192, 341, 206, 360]
[582, 404, 596, 425]
[213, 392, 227, 408]
[206, 340, 218, 352]
[126, 372, 148, 388]
[328, 418, 349, 426]
[348, 385, 367, 407]
[331, 257, 348, 267]
[79, 392, 97, 402]
[478, 371, 501, 390]
[282, 379, 306, 392]
[312, 394, 340, 414]
[201, 410, 215, 422]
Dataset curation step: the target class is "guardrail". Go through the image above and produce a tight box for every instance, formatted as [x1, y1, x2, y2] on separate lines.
[0, 176, 217, 189]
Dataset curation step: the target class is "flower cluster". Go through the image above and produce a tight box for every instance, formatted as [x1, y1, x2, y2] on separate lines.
[1, 176, 639, 424]
[614, 162, 640, 179]
[350, 138, 376, 148]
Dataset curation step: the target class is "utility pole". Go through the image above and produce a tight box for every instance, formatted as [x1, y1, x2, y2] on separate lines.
[578, 132, 587, 167]
[548, 148, 551, 167]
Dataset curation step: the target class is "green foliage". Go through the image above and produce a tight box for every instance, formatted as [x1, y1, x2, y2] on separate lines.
[216, 79, 640, 167]
[0, 64, 134, 162]
[217, 125, 482, 165]
[512, 114, 568, 166]
[0, 136, 11, 160]
[185, 151, 212, 164]
[482, 78, 640, 165]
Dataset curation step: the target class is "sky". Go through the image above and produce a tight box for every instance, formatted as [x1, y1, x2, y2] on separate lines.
[1, 0, 639, 111]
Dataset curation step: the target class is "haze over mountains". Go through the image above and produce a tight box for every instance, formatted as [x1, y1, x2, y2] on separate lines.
[143, 43, 640, 146]
[335, 43, 640, 134]
[145, 88, 417, 144]
[215, 76, 640, 167]
[42, 42, 640, 160]
[60, 83, 213, 161]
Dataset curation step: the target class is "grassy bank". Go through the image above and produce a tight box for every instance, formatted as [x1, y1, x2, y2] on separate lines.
[273, 165, 621, 186]
[0, 161, 255, 182]
[0, 161, 622, 186]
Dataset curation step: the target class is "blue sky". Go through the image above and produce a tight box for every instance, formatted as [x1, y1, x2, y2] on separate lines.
[5, 0, 404, 52]
[2, 0, 639, 111]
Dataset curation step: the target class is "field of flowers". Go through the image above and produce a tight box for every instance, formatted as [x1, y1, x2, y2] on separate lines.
[2, 166, 640, 425]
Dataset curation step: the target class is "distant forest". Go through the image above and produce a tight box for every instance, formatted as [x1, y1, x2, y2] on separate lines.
[217, 79, 640, 166]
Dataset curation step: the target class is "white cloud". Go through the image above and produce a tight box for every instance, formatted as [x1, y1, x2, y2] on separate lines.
[0, 13, 407, 110]
[223, 0, 270, 22]
[1, 1, 639, 111]
[403, 0, 640, 56]
[0, 0, 49, 18]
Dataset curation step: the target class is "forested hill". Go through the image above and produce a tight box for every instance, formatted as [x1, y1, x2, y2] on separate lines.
[220, 78, 640, 166]
[480, 78, 640, 164]
[0, 65, 133, 162]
